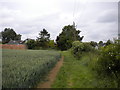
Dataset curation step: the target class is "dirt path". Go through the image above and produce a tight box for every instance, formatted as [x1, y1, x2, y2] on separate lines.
[37, 56, 64, 88]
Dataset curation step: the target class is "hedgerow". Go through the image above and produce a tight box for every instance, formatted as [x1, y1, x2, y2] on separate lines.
[70, 40, 120, 88]
[96, 40, 120, 88]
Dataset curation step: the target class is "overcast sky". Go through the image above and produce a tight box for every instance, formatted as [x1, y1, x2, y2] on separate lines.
[0, 0, 119, 42]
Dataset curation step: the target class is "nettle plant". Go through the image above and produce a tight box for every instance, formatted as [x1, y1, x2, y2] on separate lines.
[97, 40, 120, 87]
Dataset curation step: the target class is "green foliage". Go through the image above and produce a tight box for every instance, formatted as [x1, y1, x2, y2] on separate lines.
[90, 41, 97, 47]
[36, 29, 50, 48]
[2, 49, 61, 88]
[26, 39, 36, 49]
[48, 40, 55, 49]
[71, 41, 93, 58]
[105, 39, 113, 46]
[97, 43, 120, 74]
[98, 41, 104, 48]
[25, 29, 51, 50]
[52, 51, 108, 88]
[52, 50, 118, 88]
[96, 40, 120, 87]
[56, 24, 84, 51]
[1, 28, 21, 44]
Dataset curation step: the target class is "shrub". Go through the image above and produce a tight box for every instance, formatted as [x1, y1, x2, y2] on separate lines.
[26, 39, 36, 49]
[96, 40, 120, 87]
[71, 41, 93, 58]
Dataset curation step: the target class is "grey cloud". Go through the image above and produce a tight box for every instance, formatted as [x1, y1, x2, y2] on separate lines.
[96, 10, 117, 23]
[0, 2, 21, 10]
[0, 1, 118, 42]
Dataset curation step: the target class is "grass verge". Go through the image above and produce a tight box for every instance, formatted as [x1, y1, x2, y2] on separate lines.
[52, 50, 117, 88]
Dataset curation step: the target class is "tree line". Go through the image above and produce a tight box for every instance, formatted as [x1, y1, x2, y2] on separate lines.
[0, 24, 114, 50]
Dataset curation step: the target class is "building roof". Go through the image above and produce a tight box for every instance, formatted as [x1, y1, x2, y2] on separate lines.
[7, 40, 23, 45]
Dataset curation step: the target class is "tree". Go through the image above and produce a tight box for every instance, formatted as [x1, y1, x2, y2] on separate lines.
[48, 40, 55, 49]
[56, 24, 84, 50]
[15, 34, 21, 40]
[1, 28, 21, 44]
[26, 39, 36, 49]
[90, 41, 97, 47]
[36, 29, 50, 48]
[98, 41, 104, 47]
[105, 39, 112, 46]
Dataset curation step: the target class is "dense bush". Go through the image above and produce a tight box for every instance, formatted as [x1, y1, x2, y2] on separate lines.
[26, 39, 36, 49]
[96, 40, 120, 87]
[71, 41, 93, 58]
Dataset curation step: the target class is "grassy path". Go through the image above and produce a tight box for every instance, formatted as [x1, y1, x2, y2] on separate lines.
[52, 51, 99, 88]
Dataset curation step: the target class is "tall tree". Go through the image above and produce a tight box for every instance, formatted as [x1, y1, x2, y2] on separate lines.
[1, 28, 21, 44]
[56, 24, 84, 50]
[36, 29, 50, 48]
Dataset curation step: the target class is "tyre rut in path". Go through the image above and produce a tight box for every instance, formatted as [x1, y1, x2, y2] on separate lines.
[37, 56, 64, 88]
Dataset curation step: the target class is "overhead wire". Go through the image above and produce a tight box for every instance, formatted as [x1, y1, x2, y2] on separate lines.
[73, 0, 76, 23]
[73, 0, 87, 27]
[72, 0, 80, 28]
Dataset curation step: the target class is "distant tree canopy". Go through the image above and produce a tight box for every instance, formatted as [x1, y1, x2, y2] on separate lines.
[36, 29, 50, 48]
[98, 41, 104, 47]
[48, 40, 55, 49]
[25, 29, 56, 49]
[90, 41, 97, 47]
[26, 39, 36, 49]
[105, 39, 112, 46]
[56, 24, 84, 51]
[1, 28, 21, 44]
